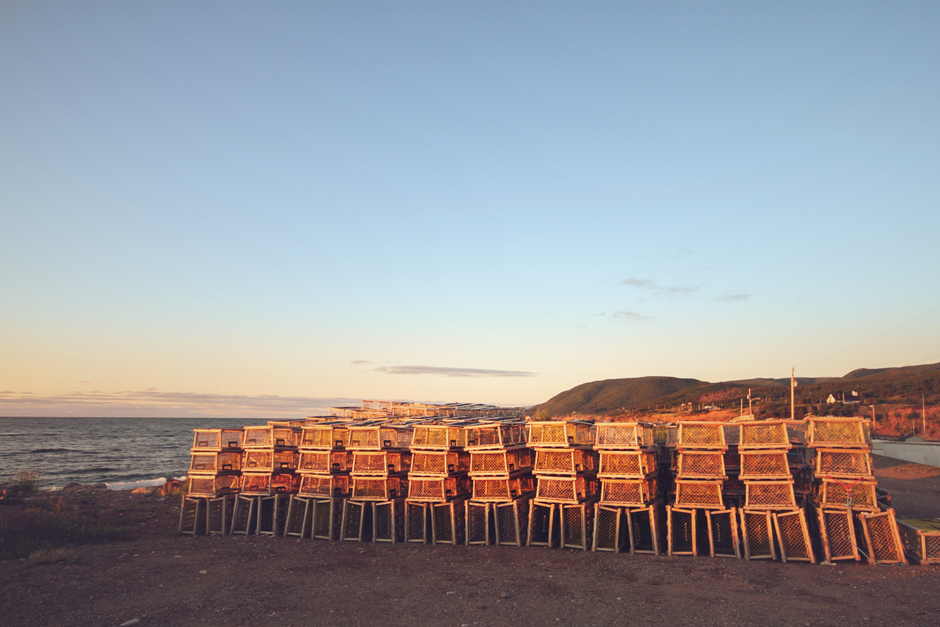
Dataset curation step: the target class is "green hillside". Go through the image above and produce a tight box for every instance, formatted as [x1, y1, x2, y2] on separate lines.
[534, 376, 702, 417]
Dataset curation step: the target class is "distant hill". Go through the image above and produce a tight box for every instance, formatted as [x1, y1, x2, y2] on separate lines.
[533, 362, 940, 419]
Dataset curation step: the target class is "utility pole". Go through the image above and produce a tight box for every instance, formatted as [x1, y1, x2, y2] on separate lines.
[790, 367, 795, 421]
[748, 388, 753, 416]
[924, 393, 928, 441]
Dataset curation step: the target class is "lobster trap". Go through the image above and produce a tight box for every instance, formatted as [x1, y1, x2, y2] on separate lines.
[431, 499, 467, 545]
[674, 480, 725, 509]
[206, 494, 236, 535]
[469, 449, 533, 475]
[534, 448, 598, 475]
[738, 450, 792, 480]
[231, 495, 258, 535]
[240, 472, 298, 496]
[676, 422, 727, 450]
[628, 503, 662, 555]
[599, 477, 658, 507]
[494, 497, 531, 546]
[351, 451, 411, 475]
[676, 451, 727, 480]
[256, 494, 288, 536]
[410, 451, 470, 477]
[406, 500, 432, 543]
[346, 425, 413, 451]
[560, 501, 598, 551]
[814, 449, 873, 478]
[722, 423, 740, 446]
[527, 421, 593, 448]
[465, 501, 494, 545]
[784, 420, 808, 445]
[411, 424, 468, 450]
[191, 428, 243, 452]
[592, 505, 628, 552]
[298, 474, 350, 499]
[341, 500, 373, 542]
[179, 496, 207, 535]
[243, 449, 298, 473]
[190, 450, 243, 475]
[285, 496, 314, 538]
[407, 476, 472, 502]
[594, 422, 655, 450]
[472, 473, 535, 501]
[298, 451, 353, 474]
[703, 508, 739, 558]
[372, 498, 405, 543]
[818, 478, 878, 511]
[598, 450, 657, 478]
[187, 474, 241, 498]
[311, 497, 343, 540]
[808, 418, 869, 448]
[897, 519, 940, 565]
[535, 475, 600, 504]
[772, 509, 815, 563]
[744, 480, 797, 510]
[739, 509, 777, 560]
[350, 476, 408, 500]
[299, 423, 349, 450]
[527, 501, 561, 548]
[859, 509, 908, 566]
[465, 422, 527, 450]
[243, 425, 298, 449]
[738, 421, 791, 450]
[667, 506, 697, 556]
[815, 506, 860, 562]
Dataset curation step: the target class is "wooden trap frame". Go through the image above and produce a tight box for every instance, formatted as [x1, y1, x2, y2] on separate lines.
[298, 450, 353, 474]
[535, 475, 600, 504]
[628, 503, 663, 555]
[739, 509, 777, 560]
[406, 500, 433, 543]
[592, 505, 628, 552]
[598, 450, 657, 478]
[859, 509, 908, 566]
[814, 506, 860, 562]
[897, 519, 940, 565]
[814, 449, 873, 478]
[783, 420, 808, 445]
[286, 495, 313, 538]
[431, 498, 468, 545]
[743, 480, 797, 510]
[469, 449, 533, 475]
[285, 496, 343, 540]
[340, 500, 373, 542]
[666, 506, 697, 556]
[351, 451, 411, 475]
[599, 477, 658, 507]
[594, 422, 655, 450]
[256, 494, 289, 536]
[408, 476, 472, 502]
[190, 450, 243, 474]
[706, 508, 741, 558]
[676, 451, 727, 480]
[243, 449, 298, 473]
[350, 476, 408, 501]
[738, 450, 792, 480]
[808, 418, 869, 448]
[187, 474, 241, 498]
[527, 421, 593, 448]
[527, 501, 561, 548]
[494, 497, 531, 546]
[738, 421, 791, 450]
[192, 428, 243, 452]
[559, 499, 599, 551]
[772, 509, 815, 563]
[298, 474, 350, 498]
[346, 424, 413, 451]
[240, 472, 298, 496]
[676, 422, 727, 450]
[243, 425, 298, 449]
[206, 494, 236, 536]
[465, 422, 527, 450]
[465, 501, 494, 545]
[179, 496, 207, 536]
[372, 498, 405, 543]
[299, 423, 349, 450]
[722, 423, 740, 447]
[231, 495, 258, 535]
[411, 424, 468, 450]
[471, 473, 535, 501]
[674, 480, 725, 509]
[534, 448, 598, 475]
[410, 451, 470, 477]
[818, 477, 879, 511]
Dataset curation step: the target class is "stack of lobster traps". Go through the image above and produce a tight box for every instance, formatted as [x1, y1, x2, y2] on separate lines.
[526, 420, 598, 551]
[230, 423, 301, 536]
[464, 419, 533, 547]
[405, 420, 474, 545]
[737, 420, 815, 563]
[340, 421, 414, 543]
[592, 422, 663, 555]
[668, 421, 738, 558]
[182, 428, 244, 535]
[809, 417, 907, 565]
[285, 420, 352, 541]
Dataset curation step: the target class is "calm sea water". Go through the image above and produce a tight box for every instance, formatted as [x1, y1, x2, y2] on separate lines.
[0, 417, 271, 489]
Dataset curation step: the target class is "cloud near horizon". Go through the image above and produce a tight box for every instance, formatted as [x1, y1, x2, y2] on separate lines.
[613, 310, 652, 322]
[372, 365, 536, 378]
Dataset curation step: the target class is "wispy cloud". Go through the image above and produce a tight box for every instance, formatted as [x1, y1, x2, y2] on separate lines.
[712, 293, 752, 303]
[621, 278, 655, 288]
[350, 360, 371, 365]
[613, 310, 652, 322]
[620, 277, 698, 298]
[0, 390, 360, 418]
[373, 365, 536, 378]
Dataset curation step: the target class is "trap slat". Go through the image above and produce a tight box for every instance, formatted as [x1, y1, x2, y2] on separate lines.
[706, 507, 740, 559]
[859, 509, 908, 566]
[739, 509, 777, 560]
[773, 509, 815, 563]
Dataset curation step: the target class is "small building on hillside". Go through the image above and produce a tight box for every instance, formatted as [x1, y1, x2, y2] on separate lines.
[826, 391, 861, 404]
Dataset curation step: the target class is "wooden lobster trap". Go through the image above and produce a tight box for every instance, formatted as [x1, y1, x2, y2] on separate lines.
[256, 494, 289, 536]
[351, 451, 411, 475]
[666, 506, 697, 556]
[722, 423, 740, 446]
[859, 509, 908, 565]
[469, 448, 533, 475]
[410, 451, 470, 477]
[560, 500, 598, 551]
[818, 477, 879, 511]
[534, 448, 598, 475]
[191, 428, 243, 452]
[243, 425, 298, 449]
[372, 498, 406, 543]
[592, 505, 628, 552]
[739, 421, 791, 450]
[598, 450, 657, 478]
[298, 473, 350, 498]
[814, 449, 873, 478]
[230, 495, 258, 535]
[493, 497, 530, 546]
[206, 494, 236, 535]
[773, 509, 815, 563]
[599, 477, 658, 507]
[594, 422, 655, 450]
[471, 473, 535, 501]
[783, 420, 808, 445]
[188, 474, 241, 498]
[535, 475, 600, 504]
[350, 476, 408, 500]
[676, 451, 727, 480]
[406, 500, 432, 543]
[677, 422, 727, 450]
[189, 450, 243, 475]
[411, 424, 469, 450]
[628, 503, 663, 555]
[527, 420, 593, 448]
[298, 450, 353, 474]
[299, 423, 349, 450]
[815, 506, 860, 562]
[347, 424, 413, 451]
[179, 496, 207, 535]
[674, 479, 725, 509]
[407, 476, 472, 502]
[340, 500, 372, 542]
[653, 424, 678, 447]
[465, 422, 527, 450]
[242, 449, 298, 473]
[744, 480, 796, 510]
[527, 501, 560, 548]
[465, 501, 494, 545]
[285, 496, 314, 538]
[241, 472, 298, 495]
[738, 450, 792, 480]
[430, 498, 467, 545]
[706, 508, 740, 558]
[897, 519, 940, 565]
[808, 418, 870, 448]
[739, 509, 777, 560]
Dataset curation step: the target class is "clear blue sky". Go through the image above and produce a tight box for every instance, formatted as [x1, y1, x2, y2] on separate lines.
[2, 2, 939, 417]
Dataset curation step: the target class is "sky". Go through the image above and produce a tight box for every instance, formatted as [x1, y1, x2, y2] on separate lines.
[2, 2, 939, 418]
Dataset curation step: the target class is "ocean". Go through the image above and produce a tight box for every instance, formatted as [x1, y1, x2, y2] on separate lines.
[0, 417, 271, 489]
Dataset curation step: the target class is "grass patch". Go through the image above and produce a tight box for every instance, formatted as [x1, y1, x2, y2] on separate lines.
[0, 506, 131, 561]
[3, 470, 43, 494]
[28, 547, 75, 565]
